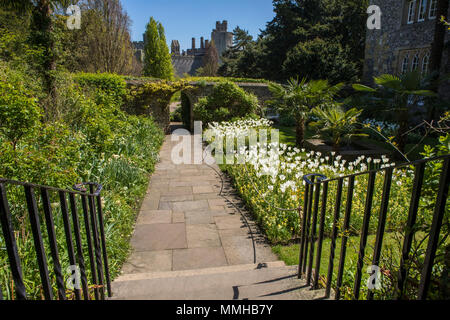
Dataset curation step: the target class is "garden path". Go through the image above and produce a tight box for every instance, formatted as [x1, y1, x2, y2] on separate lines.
[111, 125, 328, 300]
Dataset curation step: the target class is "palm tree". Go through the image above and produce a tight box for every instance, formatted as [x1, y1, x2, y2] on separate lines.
[353, 71, 437, 152]
[269, 78, 343, 146]
[1, 0, 76, 96]
[310, 104, 367, 151]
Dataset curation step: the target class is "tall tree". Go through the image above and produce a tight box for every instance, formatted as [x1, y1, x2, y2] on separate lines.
[72, 0, 135, 74]
[143, 17, 173, 80]
[200, 41, 219, 76]
[219, 0, 368, 83]
[0, 0, 76, 97]
[231, 26, 253, 50]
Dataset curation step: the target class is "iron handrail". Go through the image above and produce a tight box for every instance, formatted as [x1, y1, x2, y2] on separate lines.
[298, 154, 450, 300]
[0, 179, 111, 300]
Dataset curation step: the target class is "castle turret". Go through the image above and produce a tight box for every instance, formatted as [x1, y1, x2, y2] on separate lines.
[211, 20, 233, 60]
[171, 40, 180, 55]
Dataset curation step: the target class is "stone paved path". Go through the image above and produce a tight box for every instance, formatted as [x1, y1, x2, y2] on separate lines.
[119, 127, 278, 275]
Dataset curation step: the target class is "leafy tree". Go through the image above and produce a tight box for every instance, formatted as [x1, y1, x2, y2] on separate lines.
[353, 72, 438, 152]
[143, 17, 174, 80]
[219, 0, 368, 83]
[0, 0, 78, 96]
[269, 78, 343, 146]
[0, 77, 41, 149]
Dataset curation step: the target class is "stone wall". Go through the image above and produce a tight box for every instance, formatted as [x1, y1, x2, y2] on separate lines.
[125, 80, 173, 133]
[363, 0, 450, 99]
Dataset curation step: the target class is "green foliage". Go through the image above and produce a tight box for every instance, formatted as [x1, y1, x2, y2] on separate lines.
[0, 63, 164, 299]
[219, 0, 368, 83]
[193, 81, 259, 124]
[143, 17, 174, 80]
[0, 75, 41, 147]
[353, 71, 438, 152]
[310, 104, 367, 149]
[269, 77, 343, 145]
[73, 72, 128, 106]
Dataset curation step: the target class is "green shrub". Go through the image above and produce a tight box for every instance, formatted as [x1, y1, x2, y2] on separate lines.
[0, 69, 165, 299]
[73, 72, 128, 106]
[0, 76, 41, 148]
[193, 81, 259, 124]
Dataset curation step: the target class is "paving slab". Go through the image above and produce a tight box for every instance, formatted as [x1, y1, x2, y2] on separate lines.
[186, 224, 221, 248]
[137, 210, 172, 225]
[121, 250, 172, 274]
[214, 215, 246, 230]
[172, 200, 209, 212]
[131, 223, 187, 251]
[172, 247, 228, 271]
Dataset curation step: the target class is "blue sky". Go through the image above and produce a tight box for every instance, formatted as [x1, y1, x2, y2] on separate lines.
[121, 0, 275, 50]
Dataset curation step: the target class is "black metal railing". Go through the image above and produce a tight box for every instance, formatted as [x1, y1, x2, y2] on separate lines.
[298, 154, 450, 300]
[0, 179, 111, 300]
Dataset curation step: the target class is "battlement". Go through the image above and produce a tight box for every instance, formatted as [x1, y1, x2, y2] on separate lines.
[215, 20, 228, 32]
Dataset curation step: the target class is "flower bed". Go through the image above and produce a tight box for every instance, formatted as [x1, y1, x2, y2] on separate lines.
[208, 118, 417, 244]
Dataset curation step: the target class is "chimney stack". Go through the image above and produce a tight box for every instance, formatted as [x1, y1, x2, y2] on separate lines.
[192, 37, 196, 49]
[205, 40, 209, 48]
[201, 37, 204, 49]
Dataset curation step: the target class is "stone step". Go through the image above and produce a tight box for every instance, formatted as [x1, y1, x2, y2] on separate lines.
[110, 262, 329, 300]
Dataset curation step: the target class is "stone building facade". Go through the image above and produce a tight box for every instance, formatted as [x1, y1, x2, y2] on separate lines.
[171, 20, 233, 77]
[363, 0, 450, 97]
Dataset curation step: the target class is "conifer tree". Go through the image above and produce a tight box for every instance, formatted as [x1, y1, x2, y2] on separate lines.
[143, 17, 174, 80]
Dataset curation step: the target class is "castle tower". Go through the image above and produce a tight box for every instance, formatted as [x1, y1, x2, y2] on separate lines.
[211, 20, 233, 60]
[171, 40, 180, 55]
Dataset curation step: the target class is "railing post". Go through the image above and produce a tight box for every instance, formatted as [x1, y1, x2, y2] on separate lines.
[69, 193, 90, 300]
[353, 172, 376, 299]
[41, 188, 66, 300]
[59, 191, 81, 300]
[335, 176, 355, 300]
[307, 182, 322, 286]
[0, 183, 27, 300]
[368, 168, 393, 300]
[88, 184, 105, 300]
[396, 163, 425, 299]
[96, 193, 112, 298]
[418, 157, 450, 300]
[24, 185, 53, 300]
[326, 178, 343, 298]
[314, 181, 328, 290]
[298, 184, 310, 279]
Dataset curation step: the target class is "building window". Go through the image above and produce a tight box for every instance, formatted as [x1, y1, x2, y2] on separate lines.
[407, 0, 416, 24]
[418, 0, 428, 22]
[402, 55, 410, 73]
[412, 54, 420, 70]
[429, 0, 437, 19]
[422, 54, 430, 74]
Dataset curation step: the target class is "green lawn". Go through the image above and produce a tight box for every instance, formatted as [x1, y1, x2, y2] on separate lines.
[271, 233, 401, 293]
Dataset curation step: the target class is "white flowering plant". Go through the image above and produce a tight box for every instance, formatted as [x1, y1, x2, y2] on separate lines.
[206, 117, 420, 243]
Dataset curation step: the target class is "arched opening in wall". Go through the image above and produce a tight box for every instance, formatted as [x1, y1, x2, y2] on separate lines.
[180, 92, 192, 129]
